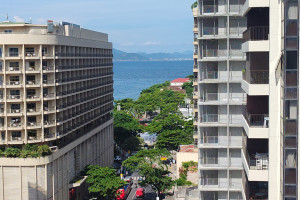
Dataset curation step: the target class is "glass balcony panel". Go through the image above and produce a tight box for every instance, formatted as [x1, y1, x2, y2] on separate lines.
[285, 137, 297, 148]
[286, 1, 298, 20]
[285, 150, 296, 168]
[285, 120, 297, 135]
[284, 100, 297, 119]
[286, 21, 297, 36]
[286, 88, 297, 99]
[285, 186, 296, 196]
[286, 51, 298, 69]
[285, 168, 296, 184]
[286, 71, 297, 86]
[286, 38, 297, 49]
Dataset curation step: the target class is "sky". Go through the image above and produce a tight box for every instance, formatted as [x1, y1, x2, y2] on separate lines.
[2, 0, 196, 53]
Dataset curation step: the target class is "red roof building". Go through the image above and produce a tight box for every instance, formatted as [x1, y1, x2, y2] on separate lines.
[170, 78, 190, 86]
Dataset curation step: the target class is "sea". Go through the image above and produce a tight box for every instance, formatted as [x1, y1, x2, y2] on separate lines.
[113, 60, 193, 100]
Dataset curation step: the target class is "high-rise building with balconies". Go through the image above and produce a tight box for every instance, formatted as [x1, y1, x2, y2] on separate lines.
[241, 0, 299, 199]
[0, 21, 114, 200]
[194, 0, 247, 199]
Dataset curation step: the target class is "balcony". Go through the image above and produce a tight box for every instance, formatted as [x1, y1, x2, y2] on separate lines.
[202, 49, 227, 60]
[201, 5, 227, 16]
[27, 94, 40, 101]
[6, 81, 22, 88]
[42, 66, 54, 72]
[200, 157, 228, 168]
[200, 136, 242, 147]
[27, 122, 41, 129]
[26, 66, 40, 73]
[25, 52, 39, 58]
[7, 95, 22, 101]
[242, 150, 268, 181]
[27, 108, 40, 114]
[242, 69, 269, 95]
[200, 113, 242, 125]
[241, 0, 269, 16]
[6, 67, 22, 73]
[242, 105, 268, 138]
[242, 26, 269, 52]
[199, 93, 246, 104]
[6, 53, 22, 59]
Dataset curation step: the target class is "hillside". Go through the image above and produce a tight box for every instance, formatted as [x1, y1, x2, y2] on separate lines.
[113, 49, 193, 61]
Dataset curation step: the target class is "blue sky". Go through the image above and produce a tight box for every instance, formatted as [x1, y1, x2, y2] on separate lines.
[2, 0, 196, 53]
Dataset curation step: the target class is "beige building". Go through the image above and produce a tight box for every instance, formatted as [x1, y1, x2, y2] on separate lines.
[241, 0, 298, 199]
[193, 0, 247, 199]
[0, 21, 114, 200]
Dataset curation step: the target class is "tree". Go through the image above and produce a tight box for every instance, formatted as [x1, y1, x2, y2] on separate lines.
[156, 129, 193, 150]
[182, 81, 193, 99]
[86, 165, 127, 200]
[122, 149, 174, 197]
[113, 111, 142, 147]
[121, 136, 141, 152]
[146, 114, 185, 134]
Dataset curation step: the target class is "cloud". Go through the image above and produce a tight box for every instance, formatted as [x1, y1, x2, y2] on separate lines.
[119, 42, 135, 46]
[142, 41, 160, 46]
[13, 16, 24, 22]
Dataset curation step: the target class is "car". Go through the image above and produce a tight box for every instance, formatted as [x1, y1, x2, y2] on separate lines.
[114, 156, 122, 161]
[124, 176, 132, 182]
[135, 188, 145, 198]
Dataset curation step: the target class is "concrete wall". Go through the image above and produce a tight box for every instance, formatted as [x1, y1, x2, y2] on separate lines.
[0, 120, 114, 200]
[176, 151, 198, 180]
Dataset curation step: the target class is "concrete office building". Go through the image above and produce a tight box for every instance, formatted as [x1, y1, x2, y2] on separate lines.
[240, 0, 299, 199]
[193, 0, 247, 199]
[0, 21, 114, 200]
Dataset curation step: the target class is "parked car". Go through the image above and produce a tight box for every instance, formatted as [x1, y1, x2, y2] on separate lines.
[124, 176, 132, 182]
[114, 156, 122, 161]
[135, 188, 145, 198]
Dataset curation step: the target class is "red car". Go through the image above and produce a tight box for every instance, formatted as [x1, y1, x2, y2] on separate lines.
[136, 188, 145, 198]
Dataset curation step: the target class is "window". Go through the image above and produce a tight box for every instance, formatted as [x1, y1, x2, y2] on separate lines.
[4, 30, 12, 34]
[42, 47, 48, 56]
[11, 131, 21, 140]
[9, 62, 20, 71]
[286, 1, 298, 20]
[286, 51, 298, 69]
[0, 48, 2, 57]
[9, 48, 18, 57]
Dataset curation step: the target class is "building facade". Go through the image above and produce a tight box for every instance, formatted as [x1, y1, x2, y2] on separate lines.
[0, 21, 114, 200]
[241, 0, 299, 199]
[194, 0, 247, 199]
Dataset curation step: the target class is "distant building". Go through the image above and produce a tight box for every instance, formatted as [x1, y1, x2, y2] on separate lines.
[0, 20, 114, 200]
[170, 78, 190, 88]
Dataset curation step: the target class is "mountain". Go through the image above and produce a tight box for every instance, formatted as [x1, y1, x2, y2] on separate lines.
[138, 51, 193, 60]
[113, 49, 149, 61]
[113, 49, 193, 61]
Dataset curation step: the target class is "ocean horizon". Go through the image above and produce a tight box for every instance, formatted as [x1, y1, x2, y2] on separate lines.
[113, 60, 193, 100]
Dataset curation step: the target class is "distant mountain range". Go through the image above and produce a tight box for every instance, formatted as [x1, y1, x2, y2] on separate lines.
[113, 49, 193, 61]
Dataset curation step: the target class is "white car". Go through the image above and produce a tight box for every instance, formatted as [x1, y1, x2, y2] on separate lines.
[114, 156, 122, 161]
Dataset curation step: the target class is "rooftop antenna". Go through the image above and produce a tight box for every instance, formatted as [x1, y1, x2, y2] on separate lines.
[29, 17, 32, 24]
[5, 13, 8, 21]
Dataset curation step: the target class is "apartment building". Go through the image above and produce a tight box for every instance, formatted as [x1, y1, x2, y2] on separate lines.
[240, 0, 298, 199]
[0, 21, 114, 200]
[193, 0, 247, 199]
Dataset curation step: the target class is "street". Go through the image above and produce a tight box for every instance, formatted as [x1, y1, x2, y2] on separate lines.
[126, 171, 157, 200]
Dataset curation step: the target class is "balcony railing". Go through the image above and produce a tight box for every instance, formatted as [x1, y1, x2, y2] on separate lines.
[8, 109, 22, 113]
[7, 67, 21, 72]
[243, 146, 269, 170]
[201, 71, 218, 80]
[242, 69, 269, 84]
[243, 26, 269, 41]
[201, 136, 218, 144]
[200, 93, 218, 102]
[7, 81, 21, 85]
[202, 49, 227, 58]
[242, 105, 269, 127]
[200, 178, 227, 188]
[202, 5, 217, 14]
[200, 114, 218, 122]
[7, 95, 21, 100]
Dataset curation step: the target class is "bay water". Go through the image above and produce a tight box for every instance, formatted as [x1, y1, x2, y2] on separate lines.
[113, 60, 193, 100]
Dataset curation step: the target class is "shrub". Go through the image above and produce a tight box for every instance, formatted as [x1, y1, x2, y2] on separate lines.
[37, 145, 52, 156]
[4, 148, 21, 157]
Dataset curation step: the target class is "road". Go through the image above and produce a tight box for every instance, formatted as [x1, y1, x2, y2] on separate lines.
[126, 171, 157, 200]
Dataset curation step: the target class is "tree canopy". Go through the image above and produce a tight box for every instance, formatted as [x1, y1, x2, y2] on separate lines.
[122, 149, 174, 196]
[86, 165, 127, 200]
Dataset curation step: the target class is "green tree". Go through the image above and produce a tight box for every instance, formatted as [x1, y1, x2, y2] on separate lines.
[122, 149, 174, 197]
[86, 165, 127, 200]
[156, 129, 193, 150]
[113, 111, 142, 147]
[121, 136, 141, 152]
[182, 81, 193, 99]
[146, 114, 185, 134]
